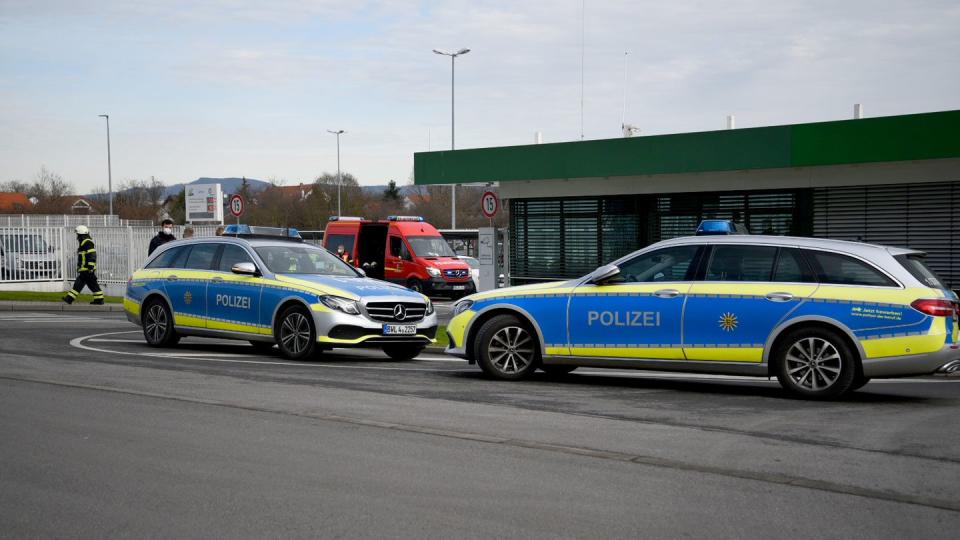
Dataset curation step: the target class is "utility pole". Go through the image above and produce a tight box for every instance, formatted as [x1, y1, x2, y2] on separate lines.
[98, 114, 113, 215]
[433, 47, 470, 229]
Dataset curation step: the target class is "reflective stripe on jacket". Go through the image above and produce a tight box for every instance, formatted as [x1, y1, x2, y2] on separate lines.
[77, 237, 97, 272]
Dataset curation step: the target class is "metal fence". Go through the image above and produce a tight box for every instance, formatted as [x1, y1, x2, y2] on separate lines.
[0, 227, 66, 282]
[0, 214, 154, 227]
[1, 225, 219, 296]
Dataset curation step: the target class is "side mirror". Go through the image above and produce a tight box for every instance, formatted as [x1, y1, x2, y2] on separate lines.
[589, 264, 621, 284]
[232, 262, 259, 276]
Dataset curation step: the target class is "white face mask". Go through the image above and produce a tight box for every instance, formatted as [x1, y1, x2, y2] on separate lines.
[163, 227, 173, 235]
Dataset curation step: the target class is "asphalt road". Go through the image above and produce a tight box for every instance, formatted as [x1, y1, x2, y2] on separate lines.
[1, 311, 959, 538]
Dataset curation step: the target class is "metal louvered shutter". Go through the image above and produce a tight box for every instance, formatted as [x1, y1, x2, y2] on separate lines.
[509, 197, 642, 284]
[813, 181, 960, 289]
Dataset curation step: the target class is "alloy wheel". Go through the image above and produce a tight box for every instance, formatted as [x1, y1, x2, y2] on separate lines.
[280, 312, 311, 355]
[785, 337, 842, 391]
[488, 326, 535, 374]
[145, 304, 167, 343]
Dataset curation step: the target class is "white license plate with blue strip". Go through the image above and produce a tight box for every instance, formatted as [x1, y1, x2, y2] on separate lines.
[383, 324, 417, 335]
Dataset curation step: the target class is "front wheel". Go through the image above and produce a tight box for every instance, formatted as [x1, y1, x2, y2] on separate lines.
[475, 315, 540, 380]
[407, 279, 424, 294]
[275, 305, 317, 360]
[382, 344, 425, 361]
[774, 328, 857, 399]
[142, 299, 180, 347]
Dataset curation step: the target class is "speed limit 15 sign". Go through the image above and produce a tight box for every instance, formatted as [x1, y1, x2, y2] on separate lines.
[229, 194, 245, 218]
[481, 191, 499, 218]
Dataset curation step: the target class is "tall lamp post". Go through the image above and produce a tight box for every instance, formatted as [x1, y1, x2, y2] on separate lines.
[327, 129, 345, 216]
[432, 47, 470, 229]
[98, 114, 113, 215]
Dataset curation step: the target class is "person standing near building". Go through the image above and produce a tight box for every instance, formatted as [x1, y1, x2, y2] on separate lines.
[183, 226, 194, 239]
[63, 225, 104, 305]
[149, 219, 176, 255]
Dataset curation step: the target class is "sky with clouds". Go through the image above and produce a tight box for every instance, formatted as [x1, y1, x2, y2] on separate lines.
[1, 0, 958, 193]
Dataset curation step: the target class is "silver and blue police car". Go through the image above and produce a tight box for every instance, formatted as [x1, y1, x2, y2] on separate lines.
[447, 222, 960, 398]
[124, 225, 437, 360]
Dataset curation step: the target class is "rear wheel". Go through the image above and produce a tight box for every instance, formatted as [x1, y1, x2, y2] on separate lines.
[275, 305, 316, 360]
[774, 328, 857, 399]
[475, 315, 540, 380]
[142, 299, 180, 347]
[382, 344, 425, 361]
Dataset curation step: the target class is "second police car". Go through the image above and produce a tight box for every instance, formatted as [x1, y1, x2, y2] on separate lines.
[124, 226, 437, 360]
[447, 223, 960, 399]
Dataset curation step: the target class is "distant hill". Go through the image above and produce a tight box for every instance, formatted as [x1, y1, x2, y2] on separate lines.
[163, 177, 271, 199]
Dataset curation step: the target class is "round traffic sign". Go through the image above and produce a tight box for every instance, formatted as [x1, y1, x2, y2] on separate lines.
[481, 191, 499, 218]
[229, 194, 245, 218]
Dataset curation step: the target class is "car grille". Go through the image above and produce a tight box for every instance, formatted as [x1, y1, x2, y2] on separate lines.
[365, 302, 427, 322]
[443, 269, 469, 278]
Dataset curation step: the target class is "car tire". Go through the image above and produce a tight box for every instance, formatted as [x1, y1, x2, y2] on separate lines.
[275, 305, 316, 360]
[540, 365, 577, 377]
[850, 373, 871, 392]
[142, 298, 180, 347]
[407, 279, 424, 294]
[382, 344, 425, 361]
[475, 314, 540, 380]
[249, 340, 275, 353]
[774, 327, 857, 399]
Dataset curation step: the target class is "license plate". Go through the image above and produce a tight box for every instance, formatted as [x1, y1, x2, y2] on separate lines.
[453, 285, 466, 290]
[383, 324, 417, 335]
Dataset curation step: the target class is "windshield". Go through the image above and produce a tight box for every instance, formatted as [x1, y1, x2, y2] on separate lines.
[254, 245, 360, 276]
[407, 236, 456, 258]
[1, 234, 49, 252]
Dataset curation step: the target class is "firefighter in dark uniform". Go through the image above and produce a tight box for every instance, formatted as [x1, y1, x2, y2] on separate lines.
[62, 225, 105, 305]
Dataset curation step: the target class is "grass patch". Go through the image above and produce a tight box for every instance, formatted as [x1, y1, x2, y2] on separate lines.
[434, 325, 449, 348]
[0, 290, 123, 304]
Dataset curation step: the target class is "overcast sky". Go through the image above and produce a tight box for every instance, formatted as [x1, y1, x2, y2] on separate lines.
[1, 0, 958, 193]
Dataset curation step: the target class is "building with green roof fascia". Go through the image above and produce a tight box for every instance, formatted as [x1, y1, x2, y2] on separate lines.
[413, 110, 960, 185]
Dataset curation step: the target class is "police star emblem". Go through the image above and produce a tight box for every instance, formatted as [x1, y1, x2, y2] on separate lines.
[184, 291, 193, 305]
[718, 312, 738, 331]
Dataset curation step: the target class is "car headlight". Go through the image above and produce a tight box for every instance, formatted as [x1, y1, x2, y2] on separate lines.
[453, 299, 473, 316]
[425, 298, 434, 315]
[426, 267, 441, 278]
[319, 295, 360, 315]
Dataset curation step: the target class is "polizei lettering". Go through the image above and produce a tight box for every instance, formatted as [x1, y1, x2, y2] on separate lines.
[587, 311, 661, 327]
[216, 294, 251, 309]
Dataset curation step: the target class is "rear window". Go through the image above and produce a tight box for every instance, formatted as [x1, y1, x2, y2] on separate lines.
[896, 254, 948, 289]
[183, 243, 220, 270]
[803, 250, 897, 287]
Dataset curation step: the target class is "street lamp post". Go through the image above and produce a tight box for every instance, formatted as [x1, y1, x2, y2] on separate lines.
[98, 114, 113, 215]
[327, 129, 345, 216]
[432, 47, 470, 229]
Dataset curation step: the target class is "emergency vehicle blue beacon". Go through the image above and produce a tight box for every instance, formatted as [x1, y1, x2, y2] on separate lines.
[446, 221, 960, 399]
[124, 225, 438, 360]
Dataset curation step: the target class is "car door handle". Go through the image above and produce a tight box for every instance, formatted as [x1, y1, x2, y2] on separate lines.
[211, 276, 223, 283]
[766, 292, 794, 302]
[653, 288, 681, 298]
[166, 275, 178, 282]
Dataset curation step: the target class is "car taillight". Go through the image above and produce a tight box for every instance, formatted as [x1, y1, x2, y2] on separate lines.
[910, 299, 956, 317]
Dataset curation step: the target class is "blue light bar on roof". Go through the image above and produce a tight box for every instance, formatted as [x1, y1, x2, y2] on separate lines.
[696, 220, 737, 236]
[388, 215, 424, 222]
